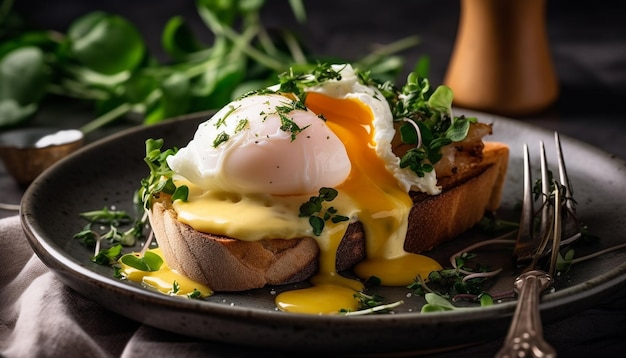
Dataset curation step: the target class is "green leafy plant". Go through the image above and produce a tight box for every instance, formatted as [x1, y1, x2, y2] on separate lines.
[365, 71, 477, 178]
[0, 0, 418, 131]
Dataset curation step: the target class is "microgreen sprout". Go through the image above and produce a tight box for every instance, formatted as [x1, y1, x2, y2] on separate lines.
[299, 187, 349, 236]
[187, 289, 203, 299]
[119, 251, 163, 272]
[340, 298, 405, 316]
[74, 207, 143, 261]
[171, 280, 180, 295]
[372, 71, 478, 178]
[91, 244, 123, 266]
[139, 138, 188, 209]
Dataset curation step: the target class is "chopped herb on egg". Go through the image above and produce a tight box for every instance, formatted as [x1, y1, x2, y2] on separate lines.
[278, 113, 308, 141]
[214, 105, 239, 128]
[274, 99, 311, 141]
[234, 119, 249, 133]
[213, 131, 230, 147]
[299, 187, 349, 236]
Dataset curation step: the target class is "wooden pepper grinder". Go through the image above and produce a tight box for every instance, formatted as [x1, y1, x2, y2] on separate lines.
[444, 0, 559, 117]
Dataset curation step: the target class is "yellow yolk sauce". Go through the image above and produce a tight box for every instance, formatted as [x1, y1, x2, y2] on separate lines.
[119, 248, 212, 298]
[168, 92, 442, 314]
[304, 93, 442, 287]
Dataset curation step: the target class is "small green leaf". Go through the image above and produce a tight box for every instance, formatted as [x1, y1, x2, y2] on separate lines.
[187, 288, 202, 299]
[318, 187, 338, 201]
[331, 214, 349, 223]
[171, 280, 180, 294]
[427, 85, 453, 114]
[73, 227, 97, 248]
[446, 117, 471, 142]
[421, 292, 457, 312]
[162, 16, 205, 60]
[0, 46, 49, 105]
[399, 122, 418, 145]
[309, 215, 325, 236]
[68, 11, 146, 74]
[172, 185, 189, 202]
[299, 199, 322, 217]
[92, 244, 123, 265]
[421, 304, 447, 312]
[120, 251, 163, 272]
[479, 293, 493, 307]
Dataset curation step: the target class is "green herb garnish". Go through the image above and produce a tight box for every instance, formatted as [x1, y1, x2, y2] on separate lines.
[187, 289, 203, 299]
[171, 280, 181, 294]
[299, 187, 349, 236]
[74, 207, 141, 247]
[275, 99, 311, 141]
[212, 131, 230, 148]
[119, 251, 164, 272]
[372, 72, 478, 178]
[139, 138, 188, 209]
[91, 244, 123, 265]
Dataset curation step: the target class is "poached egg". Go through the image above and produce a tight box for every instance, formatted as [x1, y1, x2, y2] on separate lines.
[162, 64, 443, 313]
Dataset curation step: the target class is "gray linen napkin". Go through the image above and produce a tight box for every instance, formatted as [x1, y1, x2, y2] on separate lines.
[0, 216, 138, 358]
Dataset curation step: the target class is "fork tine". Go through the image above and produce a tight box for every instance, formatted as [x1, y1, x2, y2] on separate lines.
[555, 132, 581, 245]
[548, 186, 562, 277]
[513, 144, 535, 263]
[528, 142, 555, 270]
[539, 141, 551, 240]
[555, 132, 574, 212]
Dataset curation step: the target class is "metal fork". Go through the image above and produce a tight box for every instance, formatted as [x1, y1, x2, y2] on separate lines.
[496, 132, 576, 358]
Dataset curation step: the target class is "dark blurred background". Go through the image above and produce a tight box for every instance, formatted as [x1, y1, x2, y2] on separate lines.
[11, 0, 626, 93]
[9, 0, 626, 137]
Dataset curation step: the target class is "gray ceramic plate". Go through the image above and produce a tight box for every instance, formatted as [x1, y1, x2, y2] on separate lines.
[21, 111, 626, 355]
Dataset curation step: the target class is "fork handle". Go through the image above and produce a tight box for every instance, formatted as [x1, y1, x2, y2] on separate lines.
[496, 270, 557, 358]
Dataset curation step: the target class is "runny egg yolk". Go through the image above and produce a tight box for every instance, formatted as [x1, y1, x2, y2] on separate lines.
[274, 93, 442, 314]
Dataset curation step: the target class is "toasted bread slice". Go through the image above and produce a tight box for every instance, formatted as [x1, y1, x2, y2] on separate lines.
[148, 141, 508, 291]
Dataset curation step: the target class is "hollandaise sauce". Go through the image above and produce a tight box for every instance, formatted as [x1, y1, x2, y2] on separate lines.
[275, 220, 364, 314]
[119, 248, 212, 298]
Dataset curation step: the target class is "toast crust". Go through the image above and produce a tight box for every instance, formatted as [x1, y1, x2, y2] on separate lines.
[148, 141, 509, 291]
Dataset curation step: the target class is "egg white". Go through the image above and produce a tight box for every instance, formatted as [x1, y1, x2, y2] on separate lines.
[167, 93, 351, 196]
